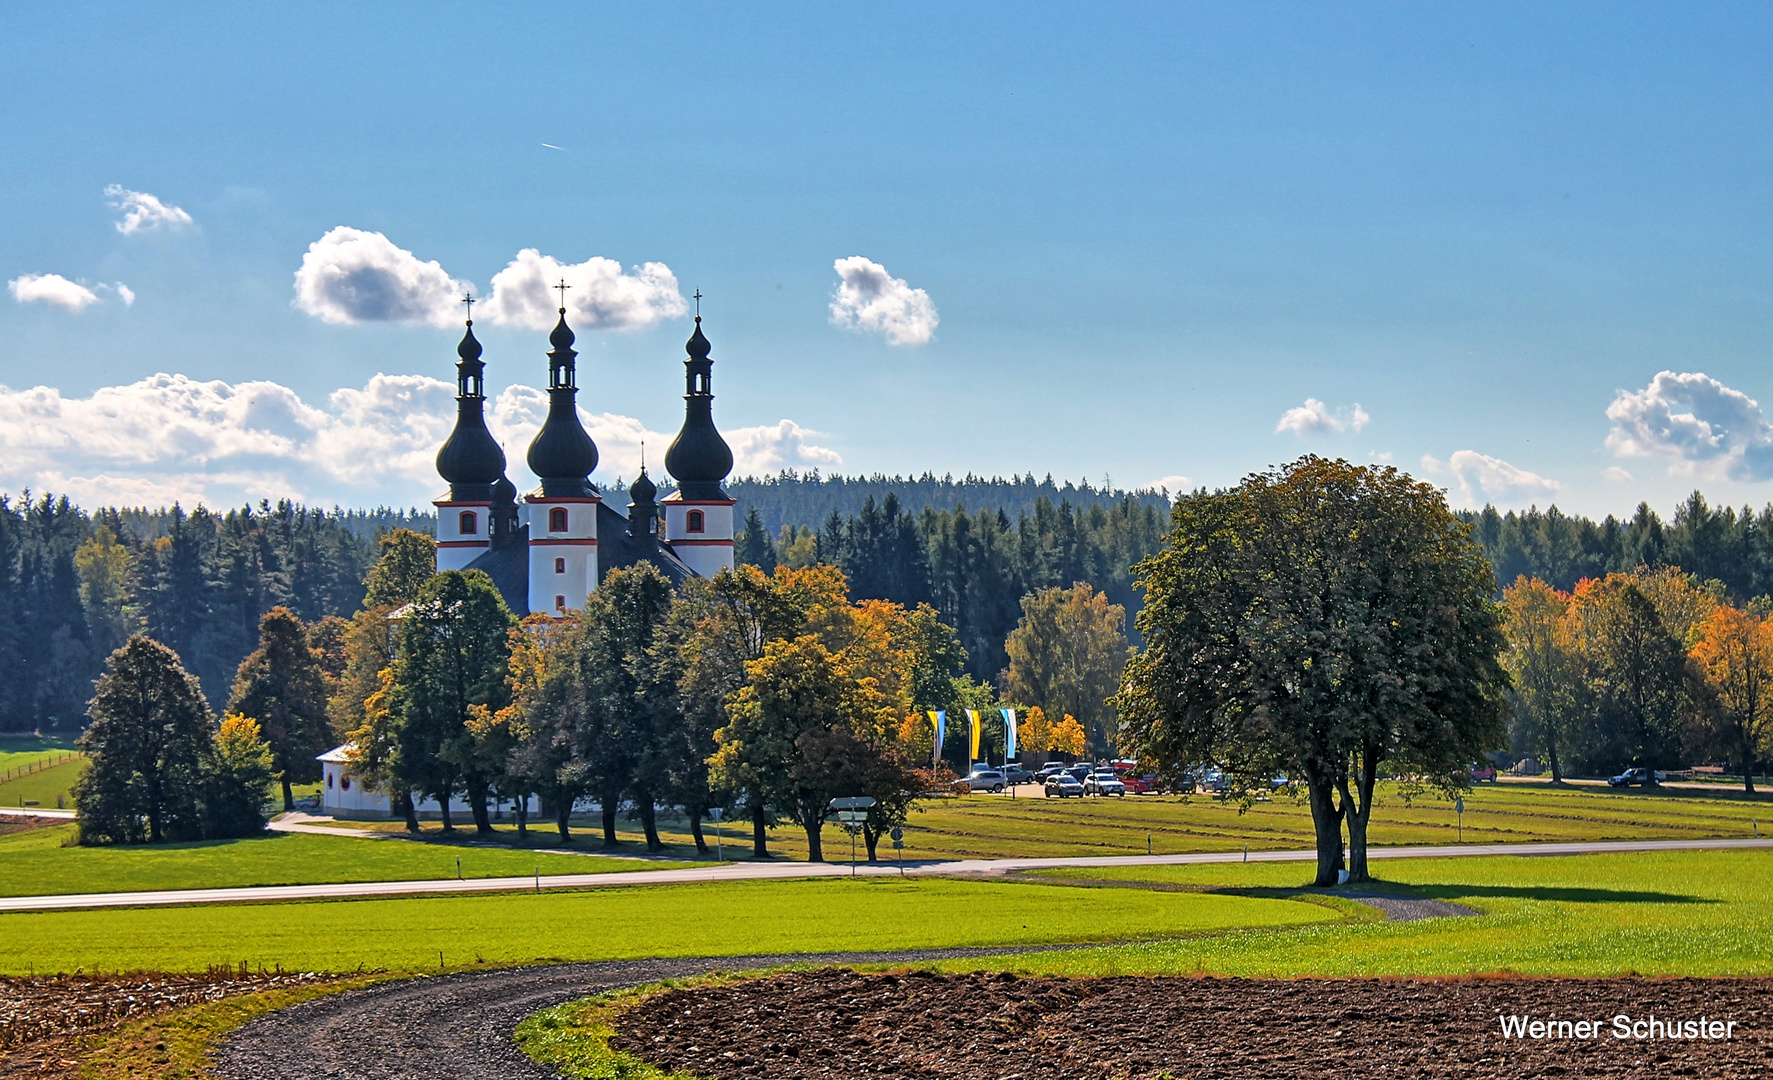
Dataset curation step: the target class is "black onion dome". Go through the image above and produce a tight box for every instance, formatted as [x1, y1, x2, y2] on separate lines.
[437, 399, 506, 488]
[664, 316, 733, 498]
[492, 474, 517, 503]
[629, 469, 657, 504]
[549, 311, 576, 351]
[458, 323, 484, 362]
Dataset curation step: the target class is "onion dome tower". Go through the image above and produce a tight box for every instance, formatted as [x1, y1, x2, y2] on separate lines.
[434, 314, 506, 571]
[524, 300, 600, 616]
[627, 468, 659, 544]
[661, 314, 736, 577]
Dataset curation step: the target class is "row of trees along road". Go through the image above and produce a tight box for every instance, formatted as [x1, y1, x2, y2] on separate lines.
[1503, 567, 1773, 791]
[1117, 457, 1511, 887]
[345, 559, 996, 861]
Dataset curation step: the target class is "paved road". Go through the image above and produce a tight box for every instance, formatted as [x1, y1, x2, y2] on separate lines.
[3, 836, 1770, 914]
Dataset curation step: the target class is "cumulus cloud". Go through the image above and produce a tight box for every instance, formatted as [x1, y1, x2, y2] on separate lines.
[1605, 370, 1773, 482]
[112, 283, 135, 307]
[829, 256, 938, 347]
[480, 250, 686, 331]
[104, 185, 194, 234]
[1147, 474, 1191, 494]
[1276, 398, 1370, 436]
[0, 373, 838, 508]
[9, 274, 102, 311]
[1422, 450, 1560, 508]
[293, 227, 472, 327]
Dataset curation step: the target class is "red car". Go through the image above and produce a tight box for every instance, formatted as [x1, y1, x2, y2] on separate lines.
[1124, 774, 1163, 794]
[1466, 763, 1498, 783]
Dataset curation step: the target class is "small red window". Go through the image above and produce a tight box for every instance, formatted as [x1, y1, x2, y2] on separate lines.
[555, 594, 567, 611]
[326, 772, 334, 789]
[340, 775, 352, 792]
[459, 510, 478, 535]
[549, 507, 569, 532]
[687, 509, 705, 533]
[555, 557, 566, 574]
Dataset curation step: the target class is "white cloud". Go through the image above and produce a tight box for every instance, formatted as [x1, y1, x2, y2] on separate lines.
[1276, 398, 1369, 436]
[112, 283, 135, 307]
[0, 373, 838, 508]
[104, 185, 194, 234]
[9, 274, 101, 311]
[1147, 474, 1191, 494]
[1604, 466, 1635, 483]
[293, 227, 472, 327]
[1605, 370, 1773, 482]
[481, 249, 686, 331]
[829, 256, 938, 347]
[1422, 450, 1560, 508]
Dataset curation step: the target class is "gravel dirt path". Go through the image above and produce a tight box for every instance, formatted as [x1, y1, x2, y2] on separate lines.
[618, 968, 1773, 1079]
[213, 947, 1076, 1080]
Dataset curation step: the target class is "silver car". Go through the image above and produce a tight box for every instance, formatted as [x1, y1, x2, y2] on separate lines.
[962, 769, 1007, 794]
[1084, 770, 1126, 797]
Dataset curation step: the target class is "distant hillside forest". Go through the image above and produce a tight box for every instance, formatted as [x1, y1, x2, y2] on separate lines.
[7, 474, 1773, 736]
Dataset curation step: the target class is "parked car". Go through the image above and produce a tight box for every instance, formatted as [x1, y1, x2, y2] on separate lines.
[1065, 763, 1093, 782]
[1044, 774, 1085, 798]
[1084, 770, 1127, 797]
[1124, 774, 1162, 795]
[1467, 763, 1498, 783]
[1036, 762, 1069, 781]
[1608, 767, 1666, 788]
[1001, 765, 1036, 786]
[962, 769, 1007, 794]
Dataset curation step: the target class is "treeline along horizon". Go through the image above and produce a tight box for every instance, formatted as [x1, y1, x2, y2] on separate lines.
[5, 472, 1773, 733]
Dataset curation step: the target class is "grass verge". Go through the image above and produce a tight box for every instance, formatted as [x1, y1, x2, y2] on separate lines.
[0, 876, 1336, 974]
[517, 981, 714, 1080]
[0, 758, 85, 810]
[0, 824, 699, 897]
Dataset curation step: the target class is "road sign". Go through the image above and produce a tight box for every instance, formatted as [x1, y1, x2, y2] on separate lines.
[889, 826, 903, 842]
[829, 796, 877, 810]
[835, 810, 868, 823]
[709, 807, 723, 822]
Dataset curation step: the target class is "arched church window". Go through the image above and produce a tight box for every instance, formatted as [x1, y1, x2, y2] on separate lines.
[340, 774, 352, 792]
[550, 507, 569, 532]
[687, 510, 705, 533]
[555, 594, 567, 611]
[555, 557, 566, 574]
[459, 510, 478, 535]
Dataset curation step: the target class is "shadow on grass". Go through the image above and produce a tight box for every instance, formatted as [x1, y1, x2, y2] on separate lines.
[1405, 882, 1717, 905]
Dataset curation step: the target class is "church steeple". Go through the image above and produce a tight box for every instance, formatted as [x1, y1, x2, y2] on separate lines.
[664, 314, 733, 500]
[525, 297, 598, 497]
[435, 308, 506, 501]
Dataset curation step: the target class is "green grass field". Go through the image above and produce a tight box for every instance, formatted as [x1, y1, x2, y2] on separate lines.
[330, 778, 1773, 862]
[943, 847, 1773, 978]
[0, 822, 692, 897]
[0, 756, 85, 809]
[0, 875, 1338, 974]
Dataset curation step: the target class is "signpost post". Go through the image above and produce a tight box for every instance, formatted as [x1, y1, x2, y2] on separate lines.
[709, 806, 724, 863]
[829, 797, 877, 876]
[891, 826, 904, 876]
[1455, 796, 1465, 843]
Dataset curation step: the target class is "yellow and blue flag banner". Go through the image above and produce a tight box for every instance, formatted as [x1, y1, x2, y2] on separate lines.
[967, 710, 982, 762]
[928, 710, 945, 764]
[1001, 708, 1018, 758]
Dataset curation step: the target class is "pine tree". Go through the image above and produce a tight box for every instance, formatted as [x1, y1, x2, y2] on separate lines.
[364, 529, 439, 608]
[228, 607, 333, 810]
[73, 635, 212, 844]
[735, 507, 777, 573]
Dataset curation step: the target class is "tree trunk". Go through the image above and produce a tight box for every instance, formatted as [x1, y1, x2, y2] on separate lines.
[438, 791, 453, 833]
[751, 801, 770, 858]
[803, 813, 825, 863]
[515, 794, 528, 838]
[862, 823, 881, 861]
[466, 778, 493, 836]
[601, 796, 620, 849]
[397, 789, 420, 833]
[688, 810, 709, 855]
[637, 794, 662, 852]
[1744, 733, 1758, 795]
[281, 775, 295, 812]
[1342, 749, 1379, 883]
[1304, 772, 1342, 887]
[1547, 739, 1563, 783]
[555, 797, 572, 841]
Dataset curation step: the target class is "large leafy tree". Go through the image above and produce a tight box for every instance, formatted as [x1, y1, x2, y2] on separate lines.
[203, 713, 277, 838]
[391, 570, 515, 834]
[1691, 605, 1773, 792]
[1117, 457, 1509, 886]
[363, 529, 438, 609]
[1500, 577, 1582, 782]
[228, 607, 332, 810]
[73, 635, 213, 844]
[1568, 574, 1690, 774]
[1004, 582, 1131, 758]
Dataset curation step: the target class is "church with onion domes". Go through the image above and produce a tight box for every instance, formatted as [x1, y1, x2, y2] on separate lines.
[431, 300, 736, 615]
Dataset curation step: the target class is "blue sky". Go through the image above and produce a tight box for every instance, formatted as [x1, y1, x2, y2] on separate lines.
[4, 3, 1772, 515]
